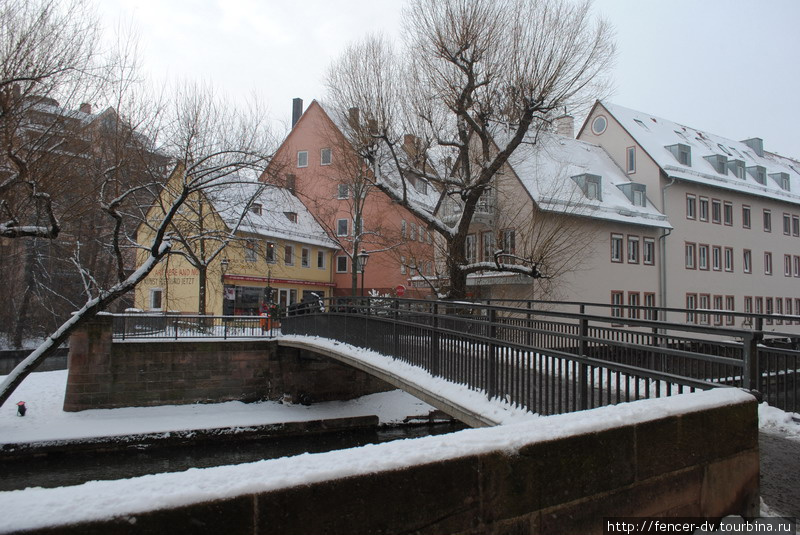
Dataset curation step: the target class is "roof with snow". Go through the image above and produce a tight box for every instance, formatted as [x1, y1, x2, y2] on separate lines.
[206, 180, 336, 249]
[507, 133, 672, 229]
[600, 102, 800, 206]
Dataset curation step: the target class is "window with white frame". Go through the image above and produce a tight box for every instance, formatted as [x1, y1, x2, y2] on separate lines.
[284, 244, 294, 266]
[793, 215, 800, 237]
[150, 288, 163, 310]
[698, 244, 709, 270]
[724, 247, 733, 272]
[686, 194, 696, 220]
[763, 209, 772, 232]
[784, 213, 791, 235]
[699, 294, 710, 325]
[611, 234, 623, 263]
[795, 255, 800, 277]
[713, 295, 724, 326]
[628, 292, 640, 319]
[301, 247, 310, 268]
[699, 197, 709, 222]
[482, 231, 495, 263]
[711, 199, 721, 224]
[265, 242, 276, 263]
[743, 249, 752, 273]
[686, 293, 697, 323]
[297, 150, 308, 168]
[337, 184, 349, 199]
[723, 201, 733, 226]
[336, 255, 348, 273]
[336, 219, 349, 236]
[321, 148, 332, 166]
[785, 254, 792, 277]
[317, 250, 326, 269]
[465, 234, 477, 263]
[725, 296, 735, 326]
[626, 146, 636, 173]
[742, 205, 751, 229]
[712, 246, 721, 271]
[400, 256, 406, 275]
[643, 238, 655, 265]
[644, 293, 656, 320]
[764, 252, 772, 275]
[401, 220, 406, 239]
[502, 229, 516, 259]
[245, 241, 258, 262]
[685, 242, 696, 269]
[627, 235, 640, 263]
[611, 291, 623, 318]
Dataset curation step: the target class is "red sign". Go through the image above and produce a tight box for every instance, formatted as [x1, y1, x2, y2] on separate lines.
[395, 285, 406, 297]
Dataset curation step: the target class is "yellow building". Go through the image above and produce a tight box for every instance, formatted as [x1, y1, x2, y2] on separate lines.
[134, 167, 336, 315]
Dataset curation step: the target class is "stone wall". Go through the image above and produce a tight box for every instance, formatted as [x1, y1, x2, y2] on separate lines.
[22, 391, 758, 535]
[63, 316, 391, 411]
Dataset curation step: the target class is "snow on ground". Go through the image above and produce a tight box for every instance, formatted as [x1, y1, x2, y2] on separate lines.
[0, 370, 436, 445]
[758, 402, 800, 440]
[0, 388, 754, 533]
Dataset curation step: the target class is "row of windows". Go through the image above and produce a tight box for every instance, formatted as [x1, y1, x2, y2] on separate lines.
[686, 193, 800, 236]
[684, 244, 800, 276]
[610, 234, 655, 265]
[297, 148, 332, 168]
[684, 294, 738, 326]
[465, 230, 516, 264]
[610, 291, 657, 319]
[743, 296, 800, 326]
[246, 240, 327, 269]
[401, 220, 434, 244]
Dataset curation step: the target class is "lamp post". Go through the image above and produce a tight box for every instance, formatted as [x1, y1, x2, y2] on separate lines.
[220, 258, 229, 315]
[357, 249, 369, 297]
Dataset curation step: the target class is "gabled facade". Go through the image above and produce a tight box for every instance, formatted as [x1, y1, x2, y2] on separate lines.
[579, 101, 800, 331]
[264, 100, 436, 298]
[135, 166, 336, 315]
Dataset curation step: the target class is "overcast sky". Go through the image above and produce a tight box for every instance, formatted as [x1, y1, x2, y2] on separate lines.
[99, 0, 799, 157]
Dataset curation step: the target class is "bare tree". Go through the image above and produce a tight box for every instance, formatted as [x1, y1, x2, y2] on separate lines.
[325, 0, 615, 299]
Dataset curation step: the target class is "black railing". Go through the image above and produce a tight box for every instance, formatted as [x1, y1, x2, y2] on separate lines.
[112, 314, 278, 340]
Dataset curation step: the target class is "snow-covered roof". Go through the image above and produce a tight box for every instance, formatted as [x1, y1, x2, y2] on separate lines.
[206, 180, 336, 249]
[601, 102, 800, 206]
[508, 133, 672, 229]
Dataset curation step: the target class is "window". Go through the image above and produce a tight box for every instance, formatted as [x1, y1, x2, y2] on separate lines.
[763, 209, 772, 232]
[320, 148, 332, 166]
[336, 255, 348, 273]
[685, 242, 696, 269]
[743, 249, 752, 273]
[573, 173, 602, 200]
[250, 203, 262, 215]
[482, 231, 495, 263]
[787, 298, 793, 319]
[796, 299, 800, 325]
[297, 150, 308, 168]
[465, 234, 476, 263]
[401, 220, 406, 239]
[784, 213, 792, 235]
[794, 215, 800, 237]
[699, 294, 710, 325]
[713, 295, 724, 326]
[628, 292, 640, 319]
[744, 296, 753, 316]
[699, 197, 709, 222]
[776, 298, 783, 325]
[301, 247, 310, 268]
[284, 212, 297, 223]
[795, 256, 800, 277]
[711, 199, 721, 224]
[712, 246, 721, 271]
[666, 143, 691, 166]
[723, 202, 733, 226]
[627, 235, 639, 264]
[724, 247, 733, 272]
[764, 252, 772, 275]
[611, 291, 624, 318]
[626, 146, 636, 173]
[400, 256, 406, 275]
[633, 188, 646, 207]
[245, 241, 258, 262]
[643, 238, 655, 265]
[611, 234, 623, 263]
[698, 244, 709, 270]
[502, 229, 516, 259]
[725, 296, 735, 326]
[265, 242, 276, 263]
[149, 288, 163, 310]
[686, 293, 697, 323]
[742, 205, 751, 229]
[410, 222, 417, 241]
[766, 297, 774, 325]
[755, 297, 763, 317]
[337, 184, 349, 199]
[686, 194, 696, 220]
[317, 250, 326, 269]
[591, 115, 607, 135]
[644, 293, 656, 320]
[284, 244, 294, 265]
[785, 254, 792, 277]
[336, 219, 349, 236]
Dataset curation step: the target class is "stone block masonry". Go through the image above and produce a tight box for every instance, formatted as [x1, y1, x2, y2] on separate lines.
[63, 316, 392, 411]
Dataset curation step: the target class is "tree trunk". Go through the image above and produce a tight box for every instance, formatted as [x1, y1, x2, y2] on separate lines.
[12, 240, 36, 348]
[198, 264, 207, 315]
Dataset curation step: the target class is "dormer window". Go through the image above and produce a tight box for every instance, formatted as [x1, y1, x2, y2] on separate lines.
[666, 143, 691, 166]
[617, 183, 647, 207]
[249, 203, 262, 216]
[747, 165, 766, 185]
[284, 212, 298, 223]
[727, 159, 746, 179]
[572, 173, 602, 201]
[770, 172, 790, 191]
[703, 154, 728, 175]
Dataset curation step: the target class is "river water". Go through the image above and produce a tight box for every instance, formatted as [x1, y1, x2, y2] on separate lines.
[0, 423, 465, 492]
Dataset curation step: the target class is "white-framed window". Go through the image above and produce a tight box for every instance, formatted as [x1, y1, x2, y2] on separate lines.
[250, 203, 262, 215]
[317, 250, 326, 269]
[686, 293, 697, 324]
[686, 194, 696, 220]
[628, 292, 640, 319]
[626, 146, 636, 173]
[400, 256, 406, 275]
[743, 249, 752, 273]
[245, 240, 258, 262]
[400, 220, 406, 239]
[284, 211, 297, 223]
[723, 201, 733, 226]
[591, 115, 607, 135]
[699, 294, 710, 325]
[149, 288, 163, 311]
[336, 255, 348, 273]
[321, 148, 332, 166]
[465, 234, 477, 264]
[785, 254, 792, 277]
[711, 199, 721, 224]
[502, 229, 516, 258]
[297, 150, 308, 168]
[793, 215, 800, 237]
[713, 295, 724, 326]
[410, 222, 417, 241]
[482, 231, 495, 262]
[764, 252, 772, 275]
[699, 197, 709, 222]
[337, 184, 349, 199]
[698, 244, 709, 270]
[726, 296, 735, 326]
[724, 247, 733, 272]
[685, 242, 696, 269]
[794, 255, 800, 277]
[712, 246, 721, 271]
[336, 219, 349, 237]
[627, 235, 640, 264]
[301, 247, 310, 268]
[763, 209, 772, 232]
[644, 293, 656, 320]
[643, 238, 655, 265]
[611, 291, 623, 318]
[742, 205, 751, 229]
[784, 213, 792, 235]
[283, 244, 294, 266]
[611, 234, 623, 263]
[265, 241, 277, 263]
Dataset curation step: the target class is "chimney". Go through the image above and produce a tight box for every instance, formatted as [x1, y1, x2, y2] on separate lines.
[555, 114, 574, 138]
[291, 98, 303, 128]
[79, 102, 92, 114]
[742, 137, 764, 158]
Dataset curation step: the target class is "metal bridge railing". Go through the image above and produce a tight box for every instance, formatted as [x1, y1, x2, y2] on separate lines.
[282, 297, 799, 415]
[112, 314, 278, 340]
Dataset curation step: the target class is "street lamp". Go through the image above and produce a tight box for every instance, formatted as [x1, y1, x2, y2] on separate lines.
[220, 257, 230, 316]
[357, 249, 370, 297]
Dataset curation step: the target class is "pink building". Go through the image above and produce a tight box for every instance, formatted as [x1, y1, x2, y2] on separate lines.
[264, 99, 436, 298]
